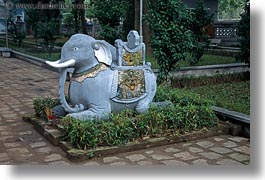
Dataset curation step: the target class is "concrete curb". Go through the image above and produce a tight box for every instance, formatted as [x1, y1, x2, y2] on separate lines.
[10, 50, 59, 73]
[153, 63, 249, 77]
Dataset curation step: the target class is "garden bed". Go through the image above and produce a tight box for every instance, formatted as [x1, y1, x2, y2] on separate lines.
[22, 115, 239, 162]
[26, 85, 248, 162]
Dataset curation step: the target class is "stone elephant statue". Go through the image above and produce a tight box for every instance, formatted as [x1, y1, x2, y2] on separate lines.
[46, 33, 157, 120]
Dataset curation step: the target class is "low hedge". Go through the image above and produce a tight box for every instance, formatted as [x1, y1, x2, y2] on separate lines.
[33, 86, 218, 150]
[62, 104, 217, 150]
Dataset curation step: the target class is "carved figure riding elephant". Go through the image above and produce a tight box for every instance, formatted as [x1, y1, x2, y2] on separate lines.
[46, 32, 157, 120]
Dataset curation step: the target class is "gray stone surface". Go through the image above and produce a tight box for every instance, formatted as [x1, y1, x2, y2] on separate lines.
[103, 156, 121, 163]
[214, 137, 224, 142]
[162, 160, 188, 165]
[228, 137, 248, 143]
[232, 146, 250, 155]
[192, 159, 209, 165]
[151, 154, 174, 161]
[229, 153, 250, 162]
[44, 154, 63, 162]
[109, 161, 127, 165]
[216, 159, 243, 165]
[223, 141, 238, 148]
[125, 154, 146, 162]
[199, 152, 222, 160]
[165, 147, 181, 153]
[196, 141, 214, 148]
[173, 152, 198, 161]
[210, 147, 233, 154]
[137, 161, 153, 165]
[83, 161, 100, 166]
[189, 147, 204, 153]
[29, 141, 47, 148]
[0, 153, 9, 162]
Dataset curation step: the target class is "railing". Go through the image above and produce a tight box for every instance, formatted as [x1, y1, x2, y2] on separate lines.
[213, 20, 239, 47]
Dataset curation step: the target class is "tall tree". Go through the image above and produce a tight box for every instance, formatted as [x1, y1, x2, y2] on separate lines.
[189, 0, 213, 64]
[122, 0, 135, 40]
[145, 0, 195, 80]
[218, 0, 245, 20]
[93, 0, 128, 44]
[72, 0, 88, 34]
[236, 0, 249, 66]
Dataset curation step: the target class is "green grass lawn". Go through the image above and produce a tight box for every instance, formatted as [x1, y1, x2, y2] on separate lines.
[184, 81, 250, 115]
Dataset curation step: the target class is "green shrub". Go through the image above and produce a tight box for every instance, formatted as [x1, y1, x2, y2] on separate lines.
[33, 97, 60, 120]
[154, 86, 213, 106]
[93, 0, 128, 43]
[145, 0, 195, 80]
[62, 86, 218, 150]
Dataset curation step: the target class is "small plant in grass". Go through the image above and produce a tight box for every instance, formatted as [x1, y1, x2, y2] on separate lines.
[33, 97, 60, 120]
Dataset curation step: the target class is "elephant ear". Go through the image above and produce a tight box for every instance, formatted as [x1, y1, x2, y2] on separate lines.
[92, 40, 112, 66]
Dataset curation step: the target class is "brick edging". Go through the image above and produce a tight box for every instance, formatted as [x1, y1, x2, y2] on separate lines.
[23, 116, 241, 162]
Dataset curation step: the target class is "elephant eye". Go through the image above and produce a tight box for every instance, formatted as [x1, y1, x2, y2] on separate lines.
[73, 47, 79, 51]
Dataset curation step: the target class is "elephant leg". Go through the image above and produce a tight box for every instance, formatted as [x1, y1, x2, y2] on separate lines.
[52, 105, 67, 117]
[68, 103, 111, 121]
[135, 99, 150, 113]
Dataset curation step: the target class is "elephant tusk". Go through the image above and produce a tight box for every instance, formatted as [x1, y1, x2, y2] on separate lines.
[45, 59, 60, 65]
[46, 59, 76, 68]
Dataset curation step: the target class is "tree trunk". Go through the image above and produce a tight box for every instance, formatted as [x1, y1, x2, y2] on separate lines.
[134, 0, 140, 32]
[79, 0, 88, 34]
[122, 0, 135, 40]
[134, 0, 152, 56]
[80, 8, 88, 34]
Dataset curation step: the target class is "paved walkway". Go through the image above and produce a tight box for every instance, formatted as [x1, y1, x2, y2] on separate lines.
[0, 57, 250, 165]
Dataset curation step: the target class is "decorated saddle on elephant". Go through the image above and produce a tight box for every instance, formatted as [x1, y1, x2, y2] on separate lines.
[46, 30, 157, 120]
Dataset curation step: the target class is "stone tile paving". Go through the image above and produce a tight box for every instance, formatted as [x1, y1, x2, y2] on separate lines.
[0, 57, 250, 165]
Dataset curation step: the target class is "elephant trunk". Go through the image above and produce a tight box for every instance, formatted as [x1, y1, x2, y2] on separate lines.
[59, 68, 84, 113]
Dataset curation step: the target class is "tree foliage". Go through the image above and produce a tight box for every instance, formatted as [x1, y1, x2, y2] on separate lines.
[189, 0, 213, 64]
[92, 0, 128, 44]
[236, 0, 250, 65]
[145, 0, 194, 80]
[218, 0, 245, 20]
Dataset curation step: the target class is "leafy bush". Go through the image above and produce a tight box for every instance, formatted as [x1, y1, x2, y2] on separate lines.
[154, 86, 213, 106]
[93, 0, 128, 44]
[62, 87, 218, 150]
[145, 0, 195, 80]
[189, 0, 213, 65]
[33, 97, 60, 120]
